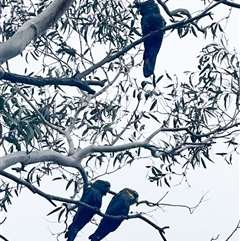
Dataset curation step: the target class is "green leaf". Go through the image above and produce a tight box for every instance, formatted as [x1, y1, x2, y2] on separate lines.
[4, 136, 21, 151]
[164, 177, 170, 187]
[52, 177, 62, 181]
[165, 72, 172, 80]
[58, 208, 65, 222]
[191, 26, 197, 37]
[150, 99, 157, 111]
[148, 113, 160, 123]
[223, 93, 229, 109]
[141, 81, 150, 89]
[36, 174, 41, 187]
[66, 179, 74, 190]
[47, 206, 62, 216]
[215, 152, 227, 156]
[201, 157, 207, 168]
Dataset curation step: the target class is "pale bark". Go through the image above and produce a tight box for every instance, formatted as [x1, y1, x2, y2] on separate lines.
[0, 0, 75, 64]
[0, 150, 75, 170]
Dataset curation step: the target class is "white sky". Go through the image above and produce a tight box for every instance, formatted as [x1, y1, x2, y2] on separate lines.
[1, 1, 240, 241]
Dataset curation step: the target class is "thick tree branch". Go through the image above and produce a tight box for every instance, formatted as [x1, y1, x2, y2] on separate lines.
[0, 0, 75, 64]
[0, 150, 89, 186]
[1, 122, 239, 170]
[1, 71, 103, 94]
[0, 150, 74, 170]
[74, 140, 150, 161]
[0, 0, 228, 84]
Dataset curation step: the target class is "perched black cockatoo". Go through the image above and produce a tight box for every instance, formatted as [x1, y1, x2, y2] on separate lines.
[89, 188, 139, 241]
[65, 180, 111, 241]
[135, 0, 166, 78]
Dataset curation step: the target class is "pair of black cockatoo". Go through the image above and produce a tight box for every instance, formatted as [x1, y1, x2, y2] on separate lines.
[135, 0, 166, 78]
[65, 180, 139, 241]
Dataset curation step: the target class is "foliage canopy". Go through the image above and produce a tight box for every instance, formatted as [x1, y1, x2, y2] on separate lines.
[0, 0, 239, 240]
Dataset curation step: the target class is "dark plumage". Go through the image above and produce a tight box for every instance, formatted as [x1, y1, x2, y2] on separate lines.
[65, 180, 110, 241]
[136, 0, 166, 77]
[89, 188, 139, 241]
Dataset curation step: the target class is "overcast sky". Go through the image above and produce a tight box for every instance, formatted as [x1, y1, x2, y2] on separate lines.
[1, 1, 240, 241]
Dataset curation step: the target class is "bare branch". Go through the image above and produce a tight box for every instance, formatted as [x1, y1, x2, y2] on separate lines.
[0, 235, 9, 241]
[76, 163, 89, 190]
[214, 0, 240, 8]
[0, 217, 6, 225]
[225, 220, 240, 241]
[137, 215, 169, 241]
[137, 192, 209, 214]
[2, 71, 99, 94]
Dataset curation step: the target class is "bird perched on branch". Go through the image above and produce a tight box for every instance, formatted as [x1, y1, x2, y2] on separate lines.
[135, 0, 166, 78]
[89, 188, 139, 241]
[65, 180, 110, 241]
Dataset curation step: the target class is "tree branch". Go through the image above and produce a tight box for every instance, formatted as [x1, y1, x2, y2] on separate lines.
[2, 71, 102, 94]
[0, 0, 227, 84]
[0, 235, 9, 241]
[0, 169, 168, 240]
[225, 220, 240, 241]
[137, 191, 209, 214]
[214, 0, 240, 8]
[0, 150, 74, 170]
[0, 218, 8, 241]
[75, 10, 211, 80]
[92, 67, 122, 99]
[137, 215, 169, 241]
[0, 0, 75, 64]
[0, 217, 7, 225]
[1, 121, 239, 170]
[111, 97, 141, 145]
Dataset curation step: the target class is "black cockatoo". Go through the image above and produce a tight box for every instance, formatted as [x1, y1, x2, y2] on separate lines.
[65, 180, 111, 241]
[89, 188, 139, 241]
[135, 0, 166, 78]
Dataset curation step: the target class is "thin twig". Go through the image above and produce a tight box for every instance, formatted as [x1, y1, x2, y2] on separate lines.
[225, 220, 240, 241]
